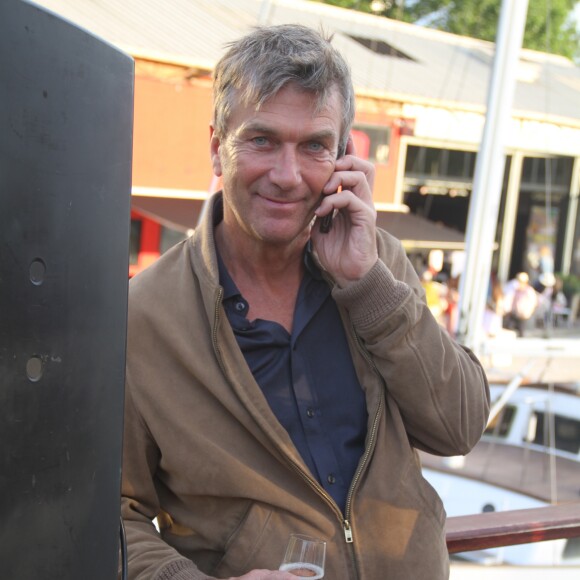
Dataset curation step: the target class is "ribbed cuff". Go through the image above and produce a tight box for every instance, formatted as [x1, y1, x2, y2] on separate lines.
[155, 559, 206, 580]
[332, 259, 410, 331]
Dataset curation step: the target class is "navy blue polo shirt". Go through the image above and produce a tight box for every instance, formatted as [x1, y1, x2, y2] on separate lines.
[218, 246, 368, 513]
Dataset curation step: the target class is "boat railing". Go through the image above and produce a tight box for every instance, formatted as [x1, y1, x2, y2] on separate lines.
[446, 503, 580, 554]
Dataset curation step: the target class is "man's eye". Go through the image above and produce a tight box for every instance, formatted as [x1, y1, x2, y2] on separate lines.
[253, 136, 269, 146]
[307, 142, 324, 152]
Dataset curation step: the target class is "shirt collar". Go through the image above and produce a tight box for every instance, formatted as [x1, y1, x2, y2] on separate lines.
[304, 240, 324, 281]
[216, 248, 240, 301]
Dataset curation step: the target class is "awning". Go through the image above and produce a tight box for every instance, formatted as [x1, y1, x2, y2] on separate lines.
[131, 194, 207, 231]
[375, 211, 465, 251]
[131, 193, 465, 251]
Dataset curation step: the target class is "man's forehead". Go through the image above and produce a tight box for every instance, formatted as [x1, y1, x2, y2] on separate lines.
[235, 83, 341, 114]
[227, 86, 342, 137]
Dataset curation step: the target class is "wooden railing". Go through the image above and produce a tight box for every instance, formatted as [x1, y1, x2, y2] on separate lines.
[446, 503, 580, 554]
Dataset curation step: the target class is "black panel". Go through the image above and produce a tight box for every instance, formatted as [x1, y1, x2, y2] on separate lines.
[0, 1, 134, 578]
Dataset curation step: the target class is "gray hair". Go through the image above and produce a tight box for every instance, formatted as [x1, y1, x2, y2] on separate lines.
[212, 24, 355, 152]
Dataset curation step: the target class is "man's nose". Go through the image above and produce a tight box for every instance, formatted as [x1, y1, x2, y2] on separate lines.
[269, 145, 302, 189]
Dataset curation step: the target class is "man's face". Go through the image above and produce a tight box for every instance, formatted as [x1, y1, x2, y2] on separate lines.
[210, 84, 342, 248]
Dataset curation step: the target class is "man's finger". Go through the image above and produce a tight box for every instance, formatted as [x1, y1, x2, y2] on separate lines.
[344, 134, 356, 156]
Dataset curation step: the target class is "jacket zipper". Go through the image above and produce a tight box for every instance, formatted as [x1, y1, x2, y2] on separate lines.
[284, 455, 360, 578]
[344, 394, 383, 536]
[212, 287, 224, 365]
[343, 324, 384, 536]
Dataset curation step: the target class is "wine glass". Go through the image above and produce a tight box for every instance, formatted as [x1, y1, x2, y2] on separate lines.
[279, 533, 326, 578]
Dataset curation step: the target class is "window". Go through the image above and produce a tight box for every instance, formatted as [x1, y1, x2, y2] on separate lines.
[160, 226, 187, 255]
[424, 147, 441, 176]
[347, 35, 414, 61]
[530, 411, 580, 455]
[353, 124, 391, 164]
[447, 149, 476, 178]
[521, 156, 574, 192]
[484, 405, 516, 438]
[573, 209, 580, 275]
[563, 537, 580, 560]
[405, 145, 477, 180]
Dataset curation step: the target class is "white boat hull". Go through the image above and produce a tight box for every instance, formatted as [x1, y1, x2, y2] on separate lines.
[450, 563, 580, 579]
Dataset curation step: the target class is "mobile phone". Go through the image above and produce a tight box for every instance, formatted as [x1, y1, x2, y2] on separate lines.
[319, 141, 347, 234]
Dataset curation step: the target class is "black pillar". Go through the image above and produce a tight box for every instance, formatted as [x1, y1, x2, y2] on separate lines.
[0, 1, 134, 578]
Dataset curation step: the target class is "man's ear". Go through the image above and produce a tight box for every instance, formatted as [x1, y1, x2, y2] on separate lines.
[209, 124, 223, 177]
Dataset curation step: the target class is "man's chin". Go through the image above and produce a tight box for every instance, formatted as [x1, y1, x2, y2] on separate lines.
[255, 222, 311, 246]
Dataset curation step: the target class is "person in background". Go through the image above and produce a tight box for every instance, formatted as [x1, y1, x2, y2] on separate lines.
[420, 268, 448, 326]
[503, 272, 539, 336]
[483, 273, 505, 337]
[533, 272, 557, 327]
[120, 24, 490, 580]
[444, 274, 460, 337]
[420, 249, 451, 330]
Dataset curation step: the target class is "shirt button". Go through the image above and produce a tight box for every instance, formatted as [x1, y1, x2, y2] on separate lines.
[306, 408, 315, 418]
[235, 301, 245, 312]
[327, 474, 336, 485]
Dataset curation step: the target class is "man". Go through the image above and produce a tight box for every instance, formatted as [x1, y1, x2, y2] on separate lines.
[121, 24, 490, 580]
[503, 272, 539, 336]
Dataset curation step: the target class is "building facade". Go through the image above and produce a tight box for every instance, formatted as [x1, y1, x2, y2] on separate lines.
[33, 0, 580, 284]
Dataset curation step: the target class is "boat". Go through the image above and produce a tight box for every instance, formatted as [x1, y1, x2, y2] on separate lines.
[421, 382, 580, 570]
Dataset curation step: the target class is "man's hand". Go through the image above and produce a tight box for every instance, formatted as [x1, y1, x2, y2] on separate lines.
[227, 570, 297, 579]
[311, 137, 377, 287]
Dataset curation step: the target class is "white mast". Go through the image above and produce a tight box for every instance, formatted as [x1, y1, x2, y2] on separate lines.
[456, 0, 529, 353]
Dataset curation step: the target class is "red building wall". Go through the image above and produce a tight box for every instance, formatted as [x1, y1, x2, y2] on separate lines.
[132, 74, 214, 191]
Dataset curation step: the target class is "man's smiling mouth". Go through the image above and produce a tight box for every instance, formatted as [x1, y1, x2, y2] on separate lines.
[260, 194, 304, 206]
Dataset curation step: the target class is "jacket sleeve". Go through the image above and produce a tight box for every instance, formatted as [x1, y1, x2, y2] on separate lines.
[121, 382, 211, 580]
[332, 231, 490, 456]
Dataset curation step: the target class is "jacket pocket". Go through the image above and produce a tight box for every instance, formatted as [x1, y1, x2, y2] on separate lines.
[405, 456, 446, 529]
[212, 502, 275, 577]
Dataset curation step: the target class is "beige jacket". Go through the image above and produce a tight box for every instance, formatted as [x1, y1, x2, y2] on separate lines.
[121, 193, 490, 580]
